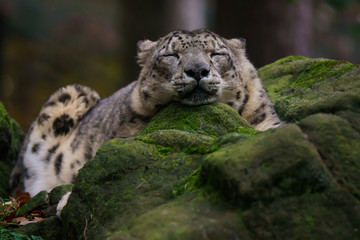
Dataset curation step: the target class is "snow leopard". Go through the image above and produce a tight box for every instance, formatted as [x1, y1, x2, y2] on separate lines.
[10, 29, 283, 197]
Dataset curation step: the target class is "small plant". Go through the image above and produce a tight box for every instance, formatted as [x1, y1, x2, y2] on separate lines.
[0, 191, 30, 229]
[0, 228, 43, 240]
[1, 197, 19, 228]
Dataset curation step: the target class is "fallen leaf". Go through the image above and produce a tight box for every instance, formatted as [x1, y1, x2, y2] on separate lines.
[1, 191, 47, 228]
[10, 216, 45, 226]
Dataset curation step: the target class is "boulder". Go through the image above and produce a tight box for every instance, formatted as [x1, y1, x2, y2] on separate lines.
[259, 56, 360, 121]
[61, 102, 255, 239]
[0, 102, 23, 198]
[3, 56, 360, 239]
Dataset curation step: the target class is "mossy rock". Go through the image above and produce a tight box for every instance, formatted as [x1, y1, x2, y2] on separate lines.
[201, 124, 335, 207]
[0, 101, 24, 197]
[24, 190, 49, 214]
[108, 193, 252, 240]
[61, 103, 255, 239]
[15, 216, 62, 240]
[241, 188, 360, 240]
[49, 184, 73, 205]
[138, 102, 252, 137]
[259, 56, 360, 121]
[299, 113, 360, 200]
[9, 57, 360, 239]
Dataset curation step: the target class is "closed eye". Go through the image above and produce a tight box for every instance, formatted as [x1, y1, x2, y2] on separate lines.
[162, 53, 180, 59]
[210, 53, 228, 58]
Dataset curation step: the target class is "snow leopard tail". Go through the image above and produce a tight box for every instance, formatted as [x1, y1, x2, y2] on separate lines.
[10, 84, 100, 195]
[34, 84, 100, 138]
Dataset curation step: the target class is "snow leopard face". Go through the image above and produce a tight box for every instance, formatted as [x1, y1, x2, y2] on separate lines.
[137, 29, 247, 106]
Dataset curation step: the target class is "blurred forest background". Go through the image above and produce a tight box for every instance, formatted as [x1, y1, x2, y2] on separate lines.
[0, 0, 360, 129]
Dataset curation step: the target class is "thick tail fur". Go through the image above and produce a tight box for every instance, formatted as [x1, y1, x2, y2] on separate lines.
[10, 84, 100, 195]
[33, 84, 100, 138]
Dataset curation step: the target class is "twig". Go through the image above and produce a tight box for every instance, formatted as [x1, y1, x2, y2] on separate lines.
[136, 180, 147, 190]
[83, 217, 88, 240]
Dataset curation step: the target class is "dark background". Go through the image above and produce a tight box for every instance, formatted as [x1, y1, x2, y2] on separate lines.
[1, 0, 359, 129]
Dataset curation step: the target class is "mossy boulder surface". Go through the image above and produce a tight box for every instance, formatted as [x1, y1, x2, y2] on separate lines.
[138, 102, 251, 136]
[259, 56, 360, 121]
[0, 101, 23, 197]
[3, 57, 360, 239]
[299, 113, 360, 199]
[61, 103, 254, 239]
[202, 124, 335, 206]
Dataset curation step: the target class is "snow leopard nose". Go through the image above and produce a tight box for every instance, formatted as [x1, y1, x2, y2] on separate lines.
[184, 65, 210, 81]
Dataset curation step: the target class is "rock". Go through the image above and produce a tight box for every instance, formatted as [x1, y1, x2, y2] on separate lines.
[0, 101, 23, 198]
[201, 124, 335, 206]
[108, 193, 252, 240]
[299, 113, 360, 200]
[138, 102, 252, 136]
[258, 56, 360, 121]
[241, 188, 360, 240]
[60, 102, 254, 239]
[15, 216, 62, 240]
[3, 56, 360, 239]
[25, 191, 49, 214]
[49, 184, 73, 205]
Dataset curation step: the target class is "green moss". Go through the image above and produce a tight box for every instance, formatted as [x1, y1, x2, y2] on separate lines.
[0, 102, 24, 197]
[336, 111, 360, 133]
[259, 56, 360, 121]
[183, 144, 219, 154]
[242, 188, 360, 240]
[134, 136, 155, 144]
[108, 193, 251, 240]
[141, 130, 212, 156]
[143, 128, 255, 156]
[263, 56, 309, 68]
[24, 191, 48, 213]
[62, 134, 204, 239]
[0, 102, 24, 162]
[294, 215, 315, 229]
[140, 171, 154, 182]
[49, 184, 73, 205]
[121, 189, 134, 200]
[292, 60, 355, 88]
[15, 216, 63, 240]
[201, 125, 335, 207]
[299, 113, 360, 200]
[138, 102, 251, 136]
[0, 164, 12, 198]
[237, 126, 258, 136]
[56, 57, 360, 240]
[155, 145, 173, 155]
[304, 93, 360, 117]
[172, 167, 201, 196]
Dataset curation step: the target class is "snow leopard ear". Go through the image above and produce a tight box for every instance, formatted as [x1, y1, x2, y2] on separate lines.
[137, 40, 157, 67]
[228, 38, 246, 50]
[225, 37, 247, 58]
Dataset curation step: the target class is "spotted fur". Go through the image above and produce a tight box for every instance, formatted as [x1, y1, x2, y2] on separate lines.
[10, 30, 283, 197]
